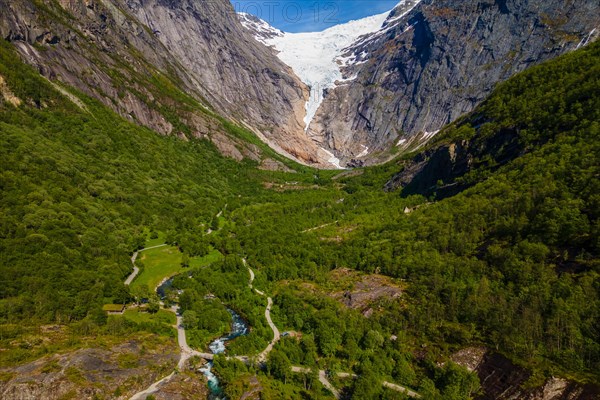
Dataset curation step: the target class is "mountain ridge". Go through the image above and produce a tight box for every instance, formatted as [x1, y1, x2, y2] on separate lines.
[3, 0, 598, 169]
[0, 0, 337, 167]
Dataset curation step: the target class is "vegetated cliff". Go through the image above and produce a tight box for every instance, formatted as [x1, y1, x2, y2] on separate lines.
[385, 37, 600, 200]
[451, 348, 600, 400]
[384, 124, 523, 199]
[0, 0, 328, 166]
[308, 0, 600, 166]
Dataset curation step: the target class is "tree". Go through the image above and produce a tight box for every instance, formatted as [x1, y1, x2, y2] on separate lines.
[182, 310, 199, 329]
[113, 284, 132, 304]
[131, 284, 150, 304]
[268, 350, 291, 384]
[352, 369, 382, 400]
[147, 297, 160, 314]
[181, 253, 190, 268]
[436, 362, 481, 400]
[301, 334, 318, 366]
[89, 306, 108, 326]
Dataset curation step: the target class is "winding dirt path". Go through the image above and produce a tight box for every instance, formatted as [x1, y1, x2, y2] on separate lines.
[290, 366, 340, 398]
[175, 311, 214, 364]
[382, 381, 420, 398]
[319, 370, 341, 399]
[290, 366, 421, 398]
[129, 255, 282, 399]
[242, 258, 281, 363]
[129, 307, 215, 400]
[129, 371, 175, 400]
[257, 297, 281, 362]
[243, 259, 280, 362]
[128, 250, 418, 399]
[301, 220, 339, 233]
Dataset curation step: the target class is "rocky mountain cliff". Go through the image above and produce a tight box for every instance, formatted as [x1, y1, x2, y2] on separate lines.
[385, 37, 600, 201]
[2, 0, 599, 169]
[305, 0, 600, 166]
[451, 348, 600, 400]
[0, 0, 332, 166]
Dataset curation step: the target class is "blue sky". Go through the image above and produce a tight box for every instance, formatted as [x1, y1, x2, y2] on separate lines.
[231, 1, 399, 32]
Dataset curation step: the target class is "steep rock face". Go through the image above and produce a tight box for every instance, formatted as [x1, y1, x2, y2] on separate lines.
[308, 0, 600, 165]
[1, 0, 177, 134]
[451, 348, 600, 400]
[0, 0, 326, 165]
[384, 36, 600, 201]
[384, 126, 522, 198]
[122, 0, 323, 164]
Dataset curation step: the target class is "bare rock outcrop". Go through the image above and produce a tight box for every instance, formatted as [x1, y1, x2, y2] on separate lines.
[452, 348, 600, 400]
[0, 339, 179, 400]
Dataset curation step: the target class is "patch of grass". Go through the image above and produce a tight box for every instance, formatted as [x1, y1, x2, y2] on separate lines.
[112, 386, 123, 397]
[40, 359, 62, 373]
[0, 324, 24, 339]
[123, 309, 176, 325]
[131, 246, 221, 292]
[0, 371, 15, 382]
[189, 248, 223, 269]
[131, 246, 184, 291]
[145, 231, 166, 248]
[65, 366, 86, 384]
[117, 353, 139, 369]
[58, 390, 78, 400]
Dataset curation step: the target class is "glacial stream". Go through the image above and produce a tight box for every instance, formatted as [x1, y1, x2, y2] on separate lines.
[200, 309, 249, 399]
[156, 277, 250, 398]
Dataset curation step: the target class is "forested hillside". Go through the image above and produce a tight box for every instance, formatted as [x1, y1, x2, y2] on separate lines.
[1, 34, 599, 399]
[0, 38, 313, 329]
[216, 40, 600, 395]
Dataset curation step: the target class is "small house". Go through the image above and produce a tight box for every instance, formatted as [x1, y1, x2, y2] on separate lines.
[102, 304, 126, 315]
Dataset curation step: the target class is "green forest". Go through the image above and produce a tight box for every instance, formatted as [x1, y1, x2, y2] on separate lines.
[1, 34, 599, 399]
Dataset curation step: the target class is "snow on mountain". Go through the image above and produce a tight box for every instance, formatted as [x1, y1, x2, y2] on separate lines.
[264, 11, 393, 132]
[237, 1, 425, 168]
[238, 9, 396, 131]
[238, 12, 283, 41]
[237, 1, 424, 135]
[352, 0, 423, 47]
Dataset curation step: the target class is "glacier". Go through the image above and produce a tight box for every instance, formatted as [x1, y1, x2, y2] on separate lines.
[238, 0, 423, 168]
[264, 12, 391, 131]
[240, 10, 391, 132]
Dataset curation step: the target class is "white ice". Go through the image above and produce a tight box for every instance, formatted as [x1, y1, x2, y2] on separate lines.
[264, 12, 392, 131]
